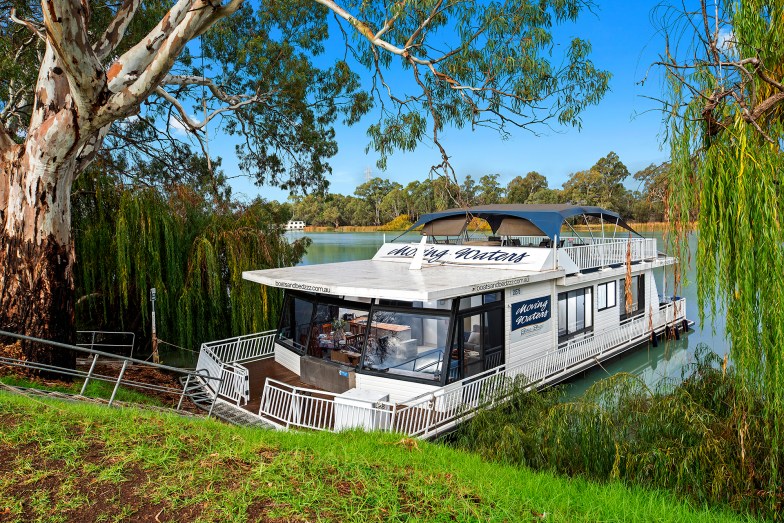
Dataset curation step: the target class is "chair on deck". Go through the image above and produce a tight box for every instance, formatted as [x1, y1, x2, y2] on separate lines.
[350, 332, 365, 351]
[308, 326, 323, 358]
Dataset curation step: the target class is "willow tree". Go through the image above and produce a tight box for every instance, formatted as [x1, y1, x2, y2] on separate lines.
[659, 0, 784, 490]
[0, 0, 610, 367]
[72, 164, 308, 352]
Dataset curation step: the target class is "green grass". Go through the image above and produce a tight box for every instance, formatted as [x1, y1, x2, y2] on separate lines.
[0, 391, 759, 523]
[0, 374, 163, 405]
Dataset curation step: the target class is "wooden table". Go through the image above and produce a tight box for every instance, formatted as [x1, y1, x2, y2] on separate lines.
[350, 317, 411, 341]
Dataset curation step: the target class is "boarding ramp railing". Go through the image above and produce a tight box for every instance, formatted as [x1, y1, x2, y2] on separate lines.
[197, 330, 277, 406]
[0, 330, 223, 415]
[256, 299, 687, 438]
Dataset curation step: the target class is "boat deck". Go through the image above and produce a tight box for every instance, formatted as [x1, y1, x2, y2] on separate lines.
[240, 358, 318, 413]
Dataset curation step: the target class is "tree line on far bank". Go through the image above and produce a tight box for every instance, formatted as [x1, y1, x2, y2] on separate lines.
[288, 152, 669, 228]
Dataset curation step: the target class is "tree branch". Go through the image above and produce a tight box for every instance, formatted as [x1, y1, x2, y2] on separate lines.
[312, 0, 428, 63]
[105, 0, 196, 93]
[9, 8, 46, 41]
[93, 0, 143, 61]
[155, 85, 262, 130]
[0, 121, 14, 151]
[103, 0, 244, 121]
[162, 74, 257, 104]
[41, 0, 105, 107]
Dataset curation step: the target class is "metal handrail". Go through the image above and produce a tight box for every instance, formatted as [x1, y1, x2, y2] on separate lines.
[76, 330, 135, 359]
[0, 330, 223, 411]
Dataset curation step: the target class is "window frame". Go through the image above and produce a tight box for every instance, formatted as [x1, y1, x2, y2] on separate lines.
[619, 274, 645, 320]
[596, 281, 617, 312]
[275, 290, 372, 355]
[358, 301, 456, 386]
[557, 286, 594, 343]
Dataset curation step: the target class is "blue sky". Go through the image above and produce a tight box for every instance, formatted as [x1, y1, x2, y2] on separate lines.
[216, 1, 671, 203]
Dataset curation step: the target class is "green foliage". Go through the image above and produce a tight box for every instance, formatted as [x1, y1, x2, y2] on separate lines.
[73, 170, 308, 353]
[562, 151, 631, 211]
[378, 215, 414, 231]
[452, 347, 783, 519]
[0, 390, 753, 523]
[357, 0, 611, 171]
[505, 171, 548, 204]
[662, 1, 784, 499]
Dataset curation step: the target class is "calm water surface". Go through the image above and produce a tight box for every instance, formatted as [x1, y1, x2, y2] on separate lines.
[287, 230, 729, 393]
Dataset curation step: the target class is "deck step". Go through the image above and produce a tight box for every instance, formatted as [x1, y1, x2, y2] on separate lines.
[209, 399, 276, 428]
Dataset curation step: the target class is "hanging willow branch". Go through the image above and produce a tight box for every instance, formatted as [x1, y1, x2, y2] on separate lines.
[73, 174, 308, 351]
[658, 0, 784, 498]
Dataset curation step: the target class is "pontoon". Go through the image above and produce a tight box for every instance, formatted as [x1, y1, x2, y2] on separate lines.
[196, 205, 689, 438]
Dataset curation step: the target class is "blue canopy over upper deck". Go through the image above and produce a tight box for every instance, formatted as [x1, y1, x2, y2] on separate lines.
[401, 204, 639, 241]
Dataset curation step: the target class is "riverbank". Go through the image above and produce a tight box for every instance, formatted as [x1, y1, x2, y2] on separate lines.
[0, 391, 752, 522]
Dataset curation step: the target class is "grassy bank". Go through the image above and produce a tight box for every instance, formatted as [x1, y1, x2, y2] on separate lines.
[0, 391, 755, 522]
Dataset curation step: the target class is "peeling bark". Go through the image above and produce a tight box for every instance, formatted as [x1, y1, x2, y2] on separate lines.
[0, 152, 76, 371]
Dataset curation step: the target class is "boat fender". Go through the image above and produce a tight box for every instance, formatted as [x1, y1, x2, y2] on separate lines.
[674, 324, 680, 340]
[681, 319, 689, 333]
[650, 331, 658, 347]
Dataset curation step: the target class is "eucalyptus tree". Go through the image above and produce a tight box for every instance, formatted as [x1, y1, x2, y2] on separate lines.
[477, 173, 505, 205]
[0, 0, 610, 367]
[562, 152, 629, 209]
[659, 0, 784, 494]
[506, 171, 548, 203]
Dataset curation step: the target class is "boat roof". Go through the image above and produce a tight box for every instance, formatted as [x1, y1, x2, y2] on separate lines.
[402, 204, 638, 240]
[243, 258, 561, 302]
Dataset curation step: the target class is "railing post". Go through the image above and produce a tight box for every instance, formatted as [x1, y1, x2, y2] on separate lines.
[177, 374, 192, 410]
[80, 355, 99, 396]
[208, 392, 218, 418]
[108, 360, 129, 407]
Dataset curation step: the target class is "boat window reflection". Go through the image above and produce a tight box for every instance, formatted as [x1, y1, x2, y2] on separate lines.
[361, 309, 450, 382]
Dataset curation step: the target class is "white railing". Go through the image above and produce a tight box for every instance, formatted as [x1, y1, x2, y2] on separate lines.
[259, 379, 396, 431]
[256, 299, 687, 438]
[196, 331, 277, 406]
[196, 346, 223, 390]
[201, 330, 277, 364]
[561, 238, 658, 272]
[218, 363, 250, 406]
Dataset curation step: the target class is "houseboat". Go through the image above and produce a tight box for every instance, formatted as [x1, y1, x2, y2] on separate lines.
[195, 205, 689, 437]
[284, 219, 306, 231]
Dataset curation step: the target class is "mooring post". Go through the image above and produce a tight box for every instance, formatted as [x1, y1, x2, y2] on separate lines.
[150, 288, 159, 364]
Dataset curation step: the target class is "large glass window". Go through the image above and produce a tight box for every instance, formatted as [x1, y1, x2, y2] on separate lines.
[360, 309, 451, 383]
[277, 294, 316, 353]
[557, 287, 593, 341]
[459, 291, 502, 310]
[619, 275, 645, 319]
[277, 292, 370, 361]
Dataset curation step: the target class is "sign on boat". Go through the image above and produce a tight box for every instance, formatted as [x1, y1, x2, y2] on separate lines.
[196, 204, 690, 438]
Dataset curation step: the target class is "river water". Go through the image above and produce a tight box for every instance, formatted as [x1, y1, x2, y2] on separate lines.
[287, 230, 729, 393]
